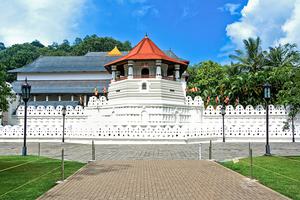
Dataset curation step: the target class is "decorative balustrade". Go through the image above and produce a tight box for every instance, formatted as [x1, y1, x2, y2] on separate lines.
[0, 96, 298, 143]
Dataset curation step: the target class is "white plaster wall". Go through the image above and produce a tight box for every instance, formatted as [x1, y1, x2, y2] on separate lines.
[17, 72, 111, 81]
[1, 95, 299, 143]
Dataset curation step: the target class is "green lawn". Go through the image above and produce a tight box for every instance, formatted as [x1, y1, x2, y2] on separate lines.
[222, 156, 300, 200]
[0, 155, 85, 200]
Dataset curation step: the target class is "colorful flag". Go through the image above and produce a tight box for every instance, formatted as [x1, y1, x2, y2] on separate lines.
[215, 96, 219, 104]
[235, 97, 239, 106]
[207, 96, 210, 104]
[103, 86, 107, 94]
[224, 96, 230, 105]
[94, 87, 98, 96]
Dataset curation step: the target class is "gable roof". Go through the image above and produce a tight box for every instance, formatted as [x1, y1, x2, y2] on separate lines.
[9, 55, 123, 73]
[12, 80, 109, 94]
[8, 47, 187, 74]
[104, 36, 189, 67]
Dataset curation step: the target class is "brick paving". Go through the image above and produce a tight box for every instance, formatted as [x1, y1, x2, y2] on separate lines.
[38, 160, 288, 200]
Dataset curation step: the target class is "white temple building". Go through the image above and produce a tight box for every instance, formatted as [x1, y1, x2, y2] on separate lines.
[0, 36, 299, 143]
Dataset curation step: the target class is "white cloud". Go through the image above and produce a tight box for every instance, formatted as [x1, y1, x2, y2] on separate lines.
[219, 3, 240, 15]
[0, 0, 87, 46]
[225, 0, 300, 50]
[133, 5, 159, 17]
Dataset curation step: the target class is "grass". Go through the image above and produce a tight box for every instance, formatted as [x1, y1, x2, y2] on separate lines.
[222, 156, 300, 200]
[0, 155, 85, 200]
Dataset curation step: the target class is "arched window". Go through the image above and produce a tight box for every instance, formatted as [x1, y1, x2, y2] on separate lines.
[142, 82, 147, 90]
[141, 68, 149, 78]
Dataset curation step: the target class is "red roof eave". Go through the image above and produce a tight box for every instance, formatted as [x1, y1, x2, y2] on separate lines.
[104, 36, 188, 67]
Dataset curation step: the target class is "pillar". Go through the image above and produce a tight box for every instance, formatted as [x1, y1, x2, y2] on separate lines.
[175, 64, 180, 81]
[111, 65, 117, 81]
[71, 95, 74, 101]
[33, 95, 36, 102]
[84, 95, 87, 106]
[46, 95, 49, 101]
[128, 60, 134, 79]
[58, 95, 61, 101]
[156, 60, 162, 79]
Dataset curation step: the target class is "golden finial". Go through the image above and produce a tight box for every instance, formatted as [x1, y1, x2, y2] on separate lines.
[107, 46, 122, 56]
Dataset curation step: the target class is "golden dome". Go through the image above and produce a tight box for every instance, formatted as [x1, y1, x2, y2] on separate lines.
[107, 46, 122, 56]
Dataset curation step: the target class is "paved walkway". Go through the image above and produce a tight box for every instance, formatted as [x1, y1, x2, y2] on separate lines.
[38, 160, 288, 200]
[1, 142, 299, 162]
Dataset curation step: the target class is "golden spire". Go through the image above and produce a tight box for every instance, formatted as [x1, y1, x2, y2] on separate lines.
[107, 46, 122, 56]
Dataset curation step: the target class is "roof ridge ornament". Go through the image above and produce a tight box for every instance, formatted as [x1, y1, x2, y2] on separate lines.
[107, 46, 122, 56]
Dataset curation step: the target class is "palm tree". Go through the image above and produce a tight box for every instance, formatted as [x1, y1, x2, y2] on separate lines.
[230, 37, 265, 73]
[264, 43, 300, 69]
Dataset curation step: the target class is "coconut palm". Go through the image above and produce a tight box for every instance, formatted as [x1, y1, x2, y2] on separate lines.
[264, 43, 300, 69]
[230, 37, 265, 73]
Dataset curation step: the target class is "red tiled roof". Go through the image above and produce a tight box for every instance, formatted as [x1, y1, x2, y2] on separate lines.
[105, 36, 188, 67]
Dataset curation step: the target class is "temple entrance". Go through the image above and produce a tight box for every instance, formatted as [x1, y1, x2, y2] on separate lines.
[141, 68, 149, 78]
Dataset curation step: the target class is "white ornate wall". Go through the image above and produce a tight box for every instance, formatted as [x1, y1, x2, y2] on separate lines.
[0, 96, 299, 144]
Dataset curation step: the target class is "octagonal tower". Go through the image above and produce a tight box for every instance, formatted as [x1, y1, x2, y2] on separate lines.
[104, 35, 189, 106]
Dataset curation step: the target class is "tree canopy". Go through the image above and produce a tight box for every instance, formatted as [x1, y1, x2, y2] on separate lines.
[187, 37, 300, 111]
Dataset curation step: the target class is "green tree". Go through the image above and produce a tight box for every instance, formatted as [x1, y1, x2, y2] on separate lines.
[187, 61, 226, 105]
[230, 37, 265, 73]
[264, 43, 300, 69]
[72, 35, 131, 55]
[0, 42, 5, 51]
[31, 40, 45, 48]
[0, 64, 13, 112]
[0, 43, 41, 82]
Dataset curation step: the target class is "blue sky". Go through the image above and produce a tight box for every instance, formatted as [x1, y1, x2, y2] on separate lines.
[1, 0, 299, 65]
[79, 0, 247, 64]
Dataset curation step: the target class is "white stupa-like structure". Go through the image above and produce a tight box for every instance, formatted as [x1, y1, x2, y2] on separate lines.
[85, 35, 202, 127]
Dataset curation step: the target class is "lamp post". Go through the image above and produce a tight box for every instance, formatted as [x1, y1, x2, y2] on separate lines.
[21, 78, 31, 156]
[263, 83, 271, 156]
[62, 106, 66, 143]
[221, 105, 226, 142]
[290, 105, 295, 143]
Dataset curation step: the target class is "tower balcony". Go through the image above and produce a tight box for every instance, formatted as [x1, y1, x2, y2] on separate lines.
[117, 75, 175, 81]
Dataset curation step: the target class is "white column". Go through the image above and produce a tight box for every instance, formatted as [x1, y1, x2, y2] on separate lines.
[46, 95, 49, 101]
[84, 95, 87, 106]
[124, 65, 128, 78]
[71, 95, 74, 101]
[156, 60, 162, 79]
[175, 64, 180, 81]
[58, 95, 61, 101]
[111, 65, 117, 81]
[33, 95, 36, 102]
[128, 60, 134, 79]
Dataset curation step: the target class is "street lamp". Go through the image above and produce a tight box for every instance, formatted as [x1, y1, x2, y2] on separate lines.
[263, 83, 271, 156]
[290, 105, 295, 143]
[62, 106, 66, 143]
[221, 105, 226, 142]
[21, 78, 31, 156]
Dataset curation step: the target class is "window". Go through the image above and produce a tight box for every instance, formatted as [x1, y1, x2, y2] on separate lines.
[142, 83, 147, 90]
[141, 68, 149, 78]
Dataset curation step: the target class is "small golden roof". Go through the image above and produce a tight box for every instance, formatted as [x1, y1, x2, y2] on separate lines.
[107, 46, 122, 56]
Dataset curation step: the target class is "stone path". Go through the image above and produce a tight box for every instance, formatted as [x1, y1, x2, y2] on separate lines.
[38, 160, 288, 200]
[1, 142, 299, 162]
